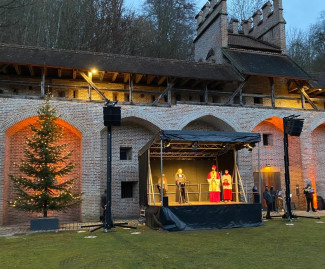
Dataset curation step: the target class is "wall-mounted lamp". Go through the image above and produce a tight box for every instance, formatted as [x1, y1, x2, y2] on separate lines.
[192, 141, 198, 151]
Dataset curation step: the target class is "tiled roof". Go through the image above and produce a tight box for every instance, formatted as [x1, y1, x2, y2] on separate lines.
[0, 43, 242, 82]
[228, 34, 281, 53]
[223, 48, 311, 80]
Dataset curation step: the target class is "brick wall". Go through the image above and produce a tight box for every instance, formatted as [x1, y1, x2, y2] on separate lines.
[0, 97, 324, 225]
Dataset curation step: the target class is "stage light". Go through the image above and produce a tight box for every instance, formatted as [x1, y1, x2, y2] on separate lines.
[163, 139, 172, 150]
[91, 68, 97, 74]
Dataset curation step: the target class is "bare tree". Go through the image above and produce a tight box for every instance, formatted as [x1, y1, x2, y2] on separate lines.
[227, 0, 265, 21]
[143, 0, 196, 60]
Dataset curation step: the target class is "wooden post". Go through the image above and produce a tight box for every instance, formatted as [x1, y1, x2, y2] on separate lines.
[129, 74, 133, 104]
[204, 84, 208, 104]
[270, 77, 275, 108]
[41, 69, 45, 97]
[88, 71, 92, 100]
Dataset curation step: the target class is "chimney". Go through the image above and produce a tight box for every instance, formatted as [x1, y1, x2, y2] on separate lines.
[252, 10, 262, 26]
[230, 18, 239, 34]
[262, 1, 272, 19]
[242, 19, 252, 35]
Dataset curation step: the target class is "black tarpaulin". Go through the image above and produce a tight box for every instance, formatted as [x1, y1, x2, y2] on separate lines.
[146, 204, 262, 231]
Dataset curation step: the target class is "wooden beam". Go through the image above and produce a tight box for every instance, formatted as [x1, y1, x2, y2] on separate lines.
[112, 72, 118, 82]
[0, 65, 8, 73]
[301, 90, 305, 109]
[152, 83, 174, 106]
[129, 75, 133, 103]
[179, 78, 190, 87]
[58, 68, 62, 78]
[41, 69, 45, 97]
[73, 69, 77, 79]
[157, 76, 166, 86]
[147, 75, 155, 85]
[28, 65, 34, 76]
[79, 71, 109, 102]
[269, 77, 275, 108]
[43, 67, 47, 76]
[135, 74, 143, 84]
[192, 80, 202, 88]
[224, 81, 246, 105]
[204, 84, 208, 104]
[99, 71, 105, 81]
[124, 73, 130, 83]
[14, 64, 21, 75]
[300, 87, 318, 110]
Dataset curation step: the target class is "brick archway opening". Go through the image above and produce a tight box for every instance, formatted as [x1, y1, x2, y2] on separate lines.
[3, 116, 82, 225]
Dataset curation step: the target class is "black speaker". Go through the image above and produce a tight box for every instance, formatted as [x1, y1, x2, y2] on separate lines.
[284, 119, 304, 136]
[163, 196, 169, 207]
[103, 106, 121, 126]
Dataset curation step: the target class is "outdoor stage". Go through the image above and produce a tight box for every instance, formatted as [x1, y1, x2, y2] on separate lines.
[145, 203, 262, 231]
[139, 130, 263, 231]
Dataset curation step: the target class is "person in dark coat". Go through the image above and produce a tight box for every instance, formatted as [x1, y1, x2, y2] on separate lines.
[252, 185, 260, 204]
[263, 186, 273, 219]
[270, 186, 277, 211]
[304, 184, 317, 212]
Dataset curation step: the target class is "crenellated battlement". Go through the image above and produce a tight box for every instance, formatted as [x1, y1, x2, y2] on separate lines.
[194, 0, 286, 63]
[228, 0, 286, 52]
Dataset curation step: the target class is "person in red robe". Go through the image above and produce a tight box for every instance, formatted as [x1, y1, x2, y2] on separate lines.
[222, 170, 232, 201]
[207, 165, 221, 202]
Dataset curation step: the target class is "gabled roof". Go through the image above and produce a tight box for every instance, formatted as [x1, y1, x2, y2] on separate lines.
[0, 43, 242, 82]
[228, 34, 282, 53]
[223, 48, 312, 80]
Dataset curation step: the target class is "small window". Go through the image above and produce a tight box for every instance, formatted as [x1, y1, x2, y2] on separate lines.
[234, 96, 240, 104]
[58, 91, 65, 97]
[212, 96, 219, 103]
[189, 95, 193, 101]
[164, 95, 168, 102]
[121, 182, 134, 198]
[73, 90, 77, 98]
[175, 94, 181, 101]
[263, 134, 273, 146]
[199, 95, 204, 102]
[120, 147, 132, 160]
[113, 94, 118, 101]
[254, 96, 262, 104]
[0, 89, 3, 94]
[151, 95, 156, 102]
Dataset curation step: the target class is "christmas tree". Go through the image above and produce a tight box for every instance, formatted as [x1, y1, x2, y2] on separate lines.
[8, 94, 81, 218]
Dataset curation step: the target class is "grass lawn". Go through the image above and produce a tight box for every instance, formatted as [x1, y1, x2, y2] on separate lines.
[1, 218, 324, 269]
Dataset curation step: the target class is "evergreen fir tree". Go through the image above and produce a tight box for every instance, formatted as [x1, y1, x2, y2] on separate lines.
[8, 95, 81, 217]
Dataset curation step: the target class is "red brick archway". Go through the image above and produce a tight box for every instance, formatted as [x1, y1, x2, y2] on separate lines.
[3, 117, 82, 225]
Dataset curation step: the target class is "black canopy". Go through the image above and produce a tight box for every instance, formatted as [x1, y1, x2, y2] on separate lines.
[160, 130, 261, 143]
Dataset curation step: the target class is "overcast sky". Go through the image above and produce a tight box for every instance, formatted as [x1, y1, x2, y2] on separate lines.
[124, 0, 325, 32]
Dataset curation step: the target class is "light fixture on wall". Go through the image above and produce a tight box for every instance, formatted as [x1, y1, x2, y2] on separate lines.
[192, 141, 198, 151]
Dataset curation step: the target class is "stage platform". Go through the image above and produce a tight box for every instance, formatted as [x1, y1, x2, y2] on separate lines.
[145, 203, 262, 231]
